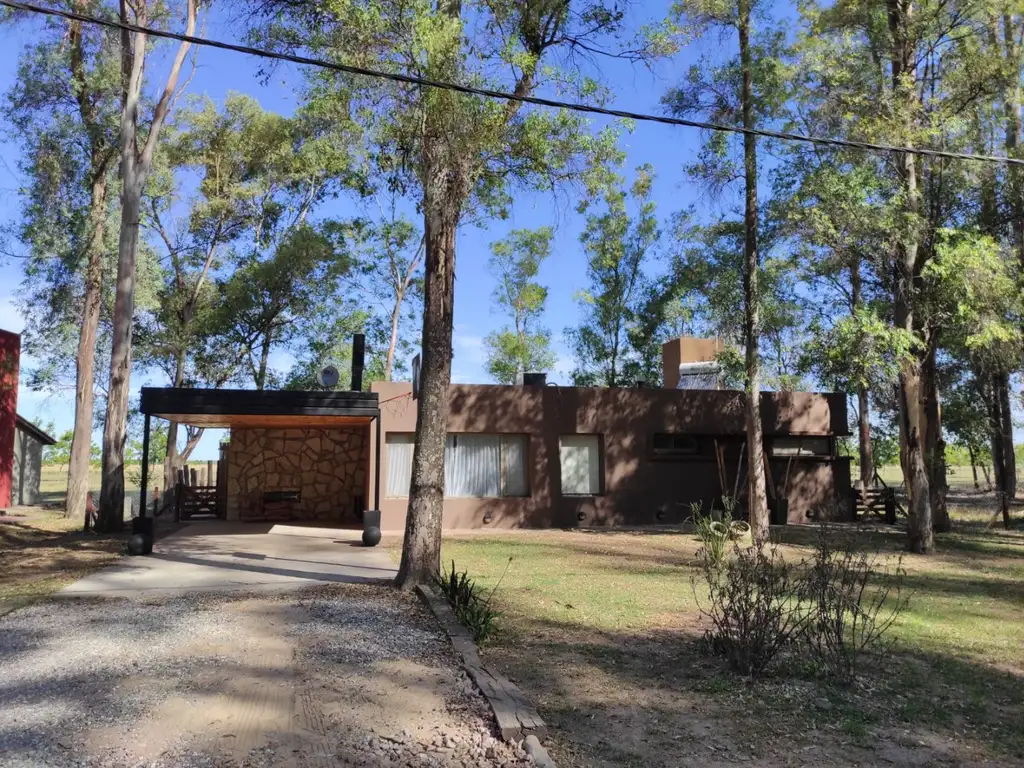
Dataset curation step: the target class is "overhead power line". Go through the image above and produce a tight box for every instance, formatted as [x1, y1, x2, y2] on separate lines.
[2, 0, 1023, 167]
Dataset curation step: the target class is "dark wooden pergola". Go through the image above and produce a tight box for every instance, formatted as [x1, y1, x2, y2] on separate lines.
[138, 386, 382, 519]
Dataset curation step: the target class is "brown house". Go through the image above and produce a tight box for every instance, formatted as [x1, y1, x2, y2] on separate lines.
[140, 337, 851, 530]
[368, 338, 852, 530]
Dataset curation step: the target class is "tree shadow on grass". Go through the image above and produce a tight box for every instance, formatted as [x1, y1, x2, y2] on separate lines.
[483, 608, 1024, 767]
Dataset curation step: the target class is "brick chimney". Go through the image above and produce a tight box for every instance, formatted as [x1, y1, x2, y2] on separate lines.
[661, 336, 724, 389]
[0, 329, 20, 508]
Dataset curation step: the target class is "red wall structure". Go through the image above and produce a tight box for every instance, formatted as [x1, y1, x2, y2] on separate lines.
[0, 329, 20, 508]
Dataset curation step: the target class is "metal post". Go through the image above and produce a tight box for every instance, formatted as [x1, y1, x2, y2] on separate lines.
[374, 413, 382, 511]
[139, 413, 151, 518]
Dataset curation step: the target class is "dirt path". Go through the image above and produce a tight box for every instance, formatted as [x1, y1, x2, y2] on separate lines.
[0, 584, 536, 767]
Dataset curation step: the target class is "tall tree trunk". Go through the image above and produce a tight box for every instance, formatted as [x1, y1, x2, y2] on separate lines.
[922, 337, 949, 532]
[98, 0, 195, 530]
[996, 372, 1016, 499]
[98, 170, 142, 529]
[385, 289, 403, 382]
[969, 445, 980, 490]
[738, 0, 769, 541]
[888, 0, 933, 553]
[66, 167, 108, 519]
[851, 259, 873, 491]
[395, 203, 457, 589]
[858, 386, 873, 489]
[162, 349, 186, 492]
[64, 5, 113, 521]
[1004, 14, 1024, 270]
[256, 331, 272, 390]
[988, 374, 1007, 492]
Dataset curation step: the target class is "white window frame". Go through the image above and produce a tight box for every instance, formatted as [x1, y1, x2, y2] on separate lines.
[384, 432, 529, 498]
[559, 434, 602, 496]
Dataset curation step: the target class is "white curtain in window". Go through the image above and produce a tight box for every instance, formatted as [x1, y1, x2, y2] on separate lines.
[385, 434, 415, 497]
[501, 435, 528, 497]
[559, 435, 600, 495]
[445, 434, 500, 497]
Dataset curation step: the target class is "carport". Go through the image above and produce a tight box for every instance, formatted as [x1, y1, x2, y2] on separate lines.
[138, 386, 382, 527]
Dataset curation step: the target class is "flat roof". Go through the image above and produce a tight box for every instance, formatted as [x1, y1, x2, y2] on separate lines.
[140, 387, 379, 428]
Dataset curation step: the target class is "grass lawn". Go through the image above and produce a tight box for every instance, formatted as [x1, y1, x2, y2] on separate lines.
[0, 508, 126, 616]
[388, 509, 1024, 767]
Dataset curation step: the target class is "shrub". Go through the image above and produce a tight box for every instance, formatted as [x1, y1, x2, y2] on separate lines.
[435, 559, 510, 645]
[689, 501, 731, 569]
[696, 540, 810, 676]
[801, 526, 908, 683]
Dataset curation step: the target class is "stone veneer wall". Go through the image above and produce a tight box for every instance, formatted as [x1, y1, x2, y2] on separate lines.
[226, 427, 367, 523]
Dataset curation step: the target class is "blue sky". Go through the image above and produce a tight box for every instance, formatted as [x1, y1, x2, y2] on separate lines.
[0, 3, 730, 459]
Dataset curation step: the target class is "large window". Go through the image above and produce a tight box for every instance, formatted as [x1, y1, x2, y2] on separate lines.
[770, 437, 832, 457]
[385, 433, 529, 498]
[386, 434, 416, 497]
[559, 435, 602, 496]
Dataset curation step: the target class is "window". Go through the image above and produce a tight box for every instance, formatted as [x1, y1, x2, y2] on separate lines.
[385, 433, 529, 498]
[386, 434, 415, 497]
[770, 437, 832, 457]
[652, 433, 700, 457]
[559, 435, 601, 496]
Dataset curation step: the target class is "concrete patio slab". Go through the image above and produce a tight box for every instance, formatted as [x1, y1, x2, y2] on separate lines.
[58, 521, 398, 597]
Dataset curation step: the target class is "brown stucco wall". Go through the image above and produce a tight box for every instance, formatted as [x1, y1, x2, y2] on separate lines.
[370, 382, 851, 531]
[227, 427, 368, 523]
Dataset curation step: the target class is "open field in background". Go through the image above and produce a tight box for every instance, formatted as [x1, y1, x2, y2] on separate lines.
[385, 507, 1024, 766]
[866, 464, 999, 492]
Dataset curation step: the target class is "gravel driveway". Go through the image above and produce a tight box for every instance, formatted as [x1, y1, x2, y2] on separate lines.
[0, 584, 536, 767]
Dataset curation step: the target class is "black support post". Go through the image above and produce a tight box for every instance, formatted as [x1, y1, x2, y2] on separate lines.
[374, 413, 382, 510]
[139, 413, 151, 518]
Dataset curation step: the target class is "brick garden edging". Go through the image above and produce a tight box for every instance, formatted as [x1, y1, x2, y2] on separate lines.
[415, 585, 554, 766]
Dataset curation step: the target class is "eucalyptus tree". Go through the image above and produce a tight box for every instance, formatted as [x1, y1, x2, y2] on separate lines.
[664, 0, 790, 542]
[793, 0, 1006, 550]
[2, 2, 121, 519]
[568, 168, 660, 388]
[483, 227, 556, 384]
[97, 0, 199, 530]
[255, 0, 645, 586]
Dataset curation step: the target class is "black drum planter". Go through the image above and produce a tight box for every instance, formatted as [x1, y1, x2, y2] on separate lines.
[362, 509, 382, 547]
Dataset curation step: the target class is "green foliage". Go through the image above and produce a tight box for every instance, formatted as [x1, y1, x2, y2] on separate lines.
[484, 227, 556, 383]
[43, 429, 74, 467]
[347, 205, 423, 381]
[688, 502, 730, 569]
[802, 308, 916, 394]
[657, 217, 805, 389]
[567, 167, 661, 387]
[435, 559, 508, 645]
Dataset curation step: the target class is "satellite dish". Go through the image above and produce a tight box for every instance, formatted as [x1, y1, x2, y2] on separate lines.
[317, 365, 340, 389]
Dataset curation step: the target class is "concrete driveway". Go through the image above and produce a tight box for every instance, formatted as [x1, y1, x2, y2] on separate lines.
[59, 522, 398, 597]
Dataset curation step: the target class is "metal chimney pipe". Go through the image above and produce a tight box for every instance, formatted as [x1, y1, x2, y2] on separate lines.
[351, 333, 365, 391]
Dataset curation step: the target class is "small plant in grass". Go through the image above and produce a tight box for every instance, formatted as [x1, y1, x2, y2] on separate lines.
[435, 558, 512, 645]
[688, 501, 730, 568]
[801, 525, 908, 683]
[695, 539, 810, 676]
